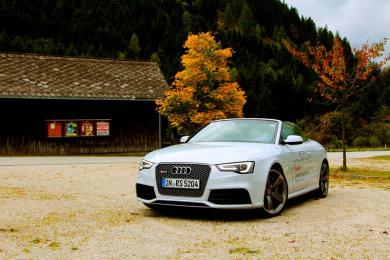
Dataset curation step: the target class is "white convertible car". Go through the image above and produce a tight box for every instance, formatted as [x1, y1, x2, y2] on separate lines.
[136, 118, 329, 217]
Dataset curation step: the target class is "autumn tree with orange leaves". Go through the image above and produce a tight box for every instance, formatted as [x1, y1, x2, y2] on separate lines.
[156, 32, 246, 135]
[283, 37, 390, 170]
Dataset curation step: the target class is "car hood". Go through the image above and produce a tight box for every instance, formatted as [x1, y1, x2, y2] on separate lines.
[144, 142, 278, 165]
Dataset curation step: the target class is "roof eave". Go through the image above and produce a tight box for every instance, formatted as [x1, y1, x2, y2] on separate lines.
[0, 95, 158, 101]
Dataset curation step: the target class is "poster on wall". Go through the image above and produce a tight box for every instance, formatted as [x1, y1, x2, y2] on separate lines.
[64, 121, 78, 137]
[96, 121, 110, 136]
[81, 121, 94, 136]
[47, 121, 62, 137]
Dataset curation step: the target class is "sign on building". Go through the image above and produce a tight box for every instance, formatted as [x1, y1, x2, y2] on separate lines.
[46, 119, 110, 138]
[47, 121, 63, 137]
[96, 121, 110, 136]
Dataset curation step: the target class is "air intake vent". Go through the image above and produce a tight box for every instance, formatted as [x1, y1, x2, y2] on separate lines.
[208, 189, 252, 205]
[136, 184, 156, 200]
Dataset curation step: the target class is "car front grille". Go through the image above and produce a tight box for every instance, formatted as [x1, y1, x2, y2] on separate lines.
[156, 163, 211, 197]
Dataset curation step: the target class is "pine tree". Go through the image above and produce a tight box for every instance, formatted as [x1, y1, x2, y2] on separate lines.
[273, 25, 286, 41]
[182, 10, 192, 33]
[129, 33, 141, 58]
[223, 4, 236, 30]
[238, 2, 254, 34]
[150, 52, 160, 64]
[254, 24, 264, 42]
[118, 51, 127, 59]
[230, 0, 244, 19]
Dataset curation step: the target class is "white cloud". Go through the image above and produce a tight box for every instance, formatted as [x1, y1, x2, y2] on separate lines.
[285, 0, 390, 56]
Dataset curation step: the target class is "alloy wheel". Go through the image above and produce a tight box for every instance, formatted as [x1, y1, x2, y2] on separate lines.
[319, 163, 329, 197]
[263, 169, 287, 215]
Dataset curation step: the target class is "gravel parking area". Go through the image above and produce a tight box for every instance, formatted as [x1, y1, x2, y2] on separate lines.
[0, 158, 389, 259]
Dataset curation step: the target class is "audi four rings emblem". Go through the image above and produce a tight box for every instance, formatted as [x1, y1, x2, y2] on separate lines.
[171, 166, 191, 174]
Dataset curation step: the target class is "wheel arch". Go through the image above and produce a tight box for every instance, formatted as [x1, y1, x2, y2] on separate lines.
[270, 162, 284, 175]
[269, 162, 289, 194]
[322, 158, 329, 168]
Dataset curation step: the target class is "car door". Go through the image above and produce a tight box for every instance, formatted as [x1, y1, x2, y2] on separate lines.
[280, 122, 312, 192]
[303, 139, 323, 187]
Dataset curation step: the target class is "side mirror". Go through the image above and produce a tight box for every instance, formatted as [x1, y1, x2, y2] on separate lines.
[180, 136, 189, 143]
[282, 135, 304, 145]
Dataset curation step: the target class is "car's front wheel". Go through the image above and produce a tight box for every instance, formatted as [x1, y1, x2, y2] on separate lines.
[261, 169, 288, 217]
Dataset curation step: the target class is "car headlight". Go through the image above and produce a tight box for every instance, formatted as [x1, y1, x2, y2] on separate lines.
[139, 159, 154, 170]
[216, 161, 255, 174]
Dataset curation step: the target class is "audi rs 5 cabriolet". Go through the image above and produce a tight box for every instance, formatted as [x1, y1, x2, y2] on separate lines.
[136, 118, 329, 217]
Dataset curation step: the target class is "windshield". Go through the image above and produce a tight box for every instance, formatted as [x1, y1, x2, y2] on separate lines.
[188, 120, 279, 144]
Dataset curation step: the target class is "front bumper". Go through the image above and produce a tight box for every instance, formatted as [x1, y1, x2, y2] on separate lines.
[136, 164, 266, 209]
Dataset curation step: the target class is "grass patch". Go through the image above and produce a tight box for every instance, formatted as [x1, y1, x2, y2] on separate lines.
[30, 237, 60, 250]
[331, 176, 390, 190]
[31, 238, 42, 245]
[0, 186, 27, 199]
[41, 213, 64, 225]
[330, 167, 390, 190]
[330, 167, 390, 178]
[229, 247, 261, 255]
[0, 228, 18, 233]
[0, 185, 75, 200]
[99, 209, 139, 225]
[2, 208, 137, 249]
[40, 194, 74, 200]
[326, 147, 387, 152]
[48, 241, 60, 250]
[366, 155, 390, 161]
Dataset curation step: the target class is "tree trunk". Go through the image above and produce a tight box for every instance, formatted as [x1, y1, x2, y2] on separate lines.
[341, 109, 347, 171]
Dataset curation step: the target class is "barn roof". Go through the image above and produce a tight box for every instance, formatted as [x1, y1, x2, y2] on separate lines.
[0, 52, 168, 100]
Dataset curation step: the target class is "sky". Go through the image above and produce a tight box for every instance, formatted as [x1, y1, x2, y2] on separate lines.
[284, 0, 390, 57]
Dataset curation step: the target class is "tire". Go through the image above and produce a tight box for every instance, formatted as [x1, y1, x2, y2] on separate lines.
[316, 162, 329, 198]
[260, 169, 288, 217]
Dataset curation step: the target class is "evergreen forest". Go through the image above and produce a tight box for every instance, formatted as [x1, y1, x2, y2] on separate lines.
[1, 0, 389, 147]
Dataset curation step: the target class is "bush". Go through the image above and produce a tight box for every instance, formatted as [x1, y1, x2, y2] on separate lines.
[330, 138, 342, 149]
[369, 136, 380, 147]
[352, 136, 370, 147]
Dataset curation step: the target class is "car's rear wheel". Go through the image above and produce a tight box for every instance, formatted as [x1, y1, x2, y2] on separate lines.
[316, 162, 329, 198]
[261, 169, 288, 217]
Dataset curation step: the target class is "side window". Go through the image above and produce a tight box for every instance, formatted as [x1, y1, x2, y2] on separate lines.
[281, 122, 308, 141]
[281, 122, 295, 140]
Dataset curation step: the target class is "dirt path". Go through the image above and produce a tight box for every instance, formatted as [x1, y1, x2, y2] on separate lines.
[0, 161, 389, 259]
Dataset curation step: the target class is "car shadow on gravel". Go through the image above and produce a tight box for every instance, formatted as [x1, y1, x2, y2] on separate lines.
[141, 192, 321, 221]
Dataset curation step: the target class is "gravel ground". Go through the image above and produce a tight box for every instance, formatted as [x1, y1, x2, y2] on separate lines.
[0, 156, 389, 259]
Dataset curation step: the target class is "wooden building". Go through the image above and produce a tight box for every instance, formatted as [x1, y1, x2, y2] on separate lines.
[0, 53, 168, 155]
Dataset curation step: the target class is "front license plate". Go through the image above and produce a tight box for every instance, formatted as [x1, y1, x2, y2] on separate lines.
[162, 178, 200, 189]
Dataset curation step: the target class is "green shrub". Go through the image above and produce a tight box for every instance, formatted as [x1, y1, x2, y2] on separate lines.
[353, 136, 370, 147]
[369, 136, 380, 146]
